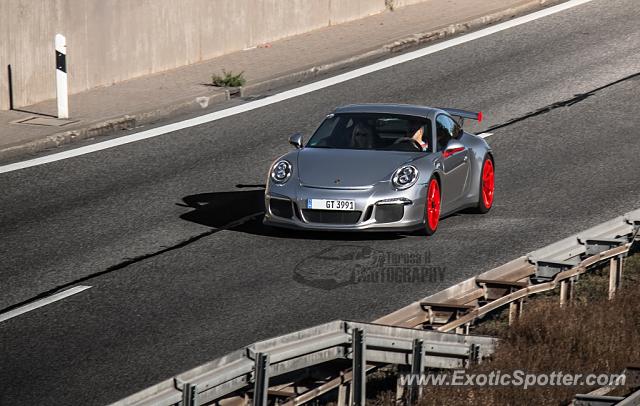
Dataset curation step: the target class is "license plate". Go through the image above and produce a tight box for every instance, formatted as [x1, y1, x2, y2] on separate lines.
[307, 199, 355, 211]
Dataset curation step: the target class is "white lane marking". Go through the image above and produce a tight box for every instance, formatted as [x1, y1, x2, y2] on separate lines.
[478, 132, 494, 138]
[0, 286, 92, 323]
[0, 0, 593, 175]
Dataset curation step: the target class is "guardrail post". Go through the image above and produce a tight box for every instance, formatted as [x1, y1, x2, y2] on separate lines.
[560, 278, 576, 306]
[608, 255, 623, 300]
[351, 328, 366, 406]
[408, 339, 424, 404]
[618, 256, 624, 291]
[568, 277, 575, 303]
[337, 381, 348, 406]
[468, 343, 480, 365]
[508, 298, 524, 325]
[395, 372, 405, 403]
[182, 382, 197, 406]
[253, 352, 270, 406]
[560, 280, 568, 307]
[508, 301, 517, 325]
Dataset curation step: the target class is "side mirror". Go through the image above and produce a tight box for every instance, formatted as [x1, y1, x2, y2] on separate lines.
[289, 133, 303, 149]
[443, 140, 466, 158]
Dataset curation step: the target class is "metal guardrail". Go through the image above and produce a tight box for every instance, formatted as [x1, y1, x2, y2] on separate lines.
[112, 208, 640, 406]
[377, 208, 640, 333]
[573, 390, 640, 406]
[111, 320, 496, 406]
[571, 366, 640, 406]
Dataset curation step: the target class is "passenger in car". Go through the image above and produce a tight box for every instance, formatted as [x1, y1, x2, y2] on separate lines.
[351, 122, 376, 149]
[410, 123, 429, 151]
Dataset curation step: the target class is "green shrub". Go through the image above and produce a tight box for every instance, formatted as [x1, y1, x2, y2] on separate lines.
[211, 70, 246, 87]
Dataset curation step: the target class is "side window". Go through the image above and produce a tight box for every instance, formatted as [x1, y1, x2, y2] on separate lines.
[436, 115, 455, 151]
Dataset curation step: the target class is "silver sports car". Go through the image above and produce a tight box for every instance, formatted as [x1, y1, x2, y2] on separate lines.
[263, 104, 494, 235]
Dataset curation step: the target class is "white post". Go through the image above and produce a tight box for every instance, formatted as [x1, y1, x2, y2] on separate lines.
[55, 34, 68, 119]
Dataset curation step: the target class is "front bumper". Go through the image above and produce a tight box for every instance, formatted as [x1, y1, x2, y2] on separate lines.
[263, 183, 427, 232]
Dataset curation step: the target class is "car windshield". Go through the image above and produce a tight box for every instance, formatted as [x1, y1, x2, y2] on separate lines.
[306, 113, 432, 152]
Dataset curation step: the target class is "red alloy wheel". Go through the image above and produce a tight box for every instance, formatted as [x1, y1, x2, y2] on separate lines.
[481, 159, 495, 209]
[426, 178, 441, 233]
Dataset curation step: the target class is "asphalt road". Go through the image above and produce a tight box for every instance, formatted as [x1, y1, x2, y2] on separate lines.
[1, 0, 640, 404]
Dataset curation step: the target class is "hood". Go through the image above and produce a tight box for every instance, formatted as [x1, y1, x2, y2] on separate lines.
[297, 148, 422, 188]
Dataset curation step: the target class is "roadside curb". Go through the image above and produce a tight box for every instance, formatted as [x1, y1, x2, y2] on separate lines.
[240, 0, 563, 97]
[0, 116, 136, 161]
[0, 0, 562, 163]
[0, 90, 229, 162]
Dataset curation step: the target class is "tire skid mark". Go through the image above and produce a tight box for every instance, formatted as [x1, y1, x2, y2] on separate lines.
[0, 211, 264, 318]
[485, 71, 640, 133]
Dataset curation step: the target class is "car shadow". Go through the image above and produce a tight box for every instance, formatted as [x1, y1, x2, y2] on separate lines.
[178, 185, 405, 241]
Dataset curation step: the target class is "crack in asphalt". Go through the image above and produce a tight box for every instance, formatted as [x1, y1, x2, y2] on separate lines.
[485, 71, 640, 133]
[3, 72, 639, 318]
[0, 211, 264, 318]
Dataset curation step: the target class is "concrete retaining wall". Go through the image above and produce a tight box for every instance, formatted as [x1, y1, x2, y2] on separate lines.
[0, 0, 426, 110]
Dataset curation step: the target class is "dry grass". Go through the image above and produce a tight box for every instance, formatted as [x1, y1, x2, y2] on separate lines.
[418, 253, 640, 405]
[319, 254, 640, 405]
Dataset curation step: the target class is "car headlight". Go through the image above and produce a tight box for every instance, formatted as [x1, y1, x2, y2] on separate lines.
[392, 165, 418, 189]
[271, 160, 292, 183]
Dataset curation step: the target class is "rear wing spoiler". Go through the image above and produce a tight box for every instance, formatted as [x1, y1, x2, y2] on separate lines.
[441, 108, 483, 124]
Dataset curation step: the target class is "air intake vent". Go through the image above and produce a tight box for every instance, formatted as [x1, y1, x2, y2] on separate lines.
[302, 210, 362, 224]
[375, 204, 404, 223]
[270, 199, 293, 218]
